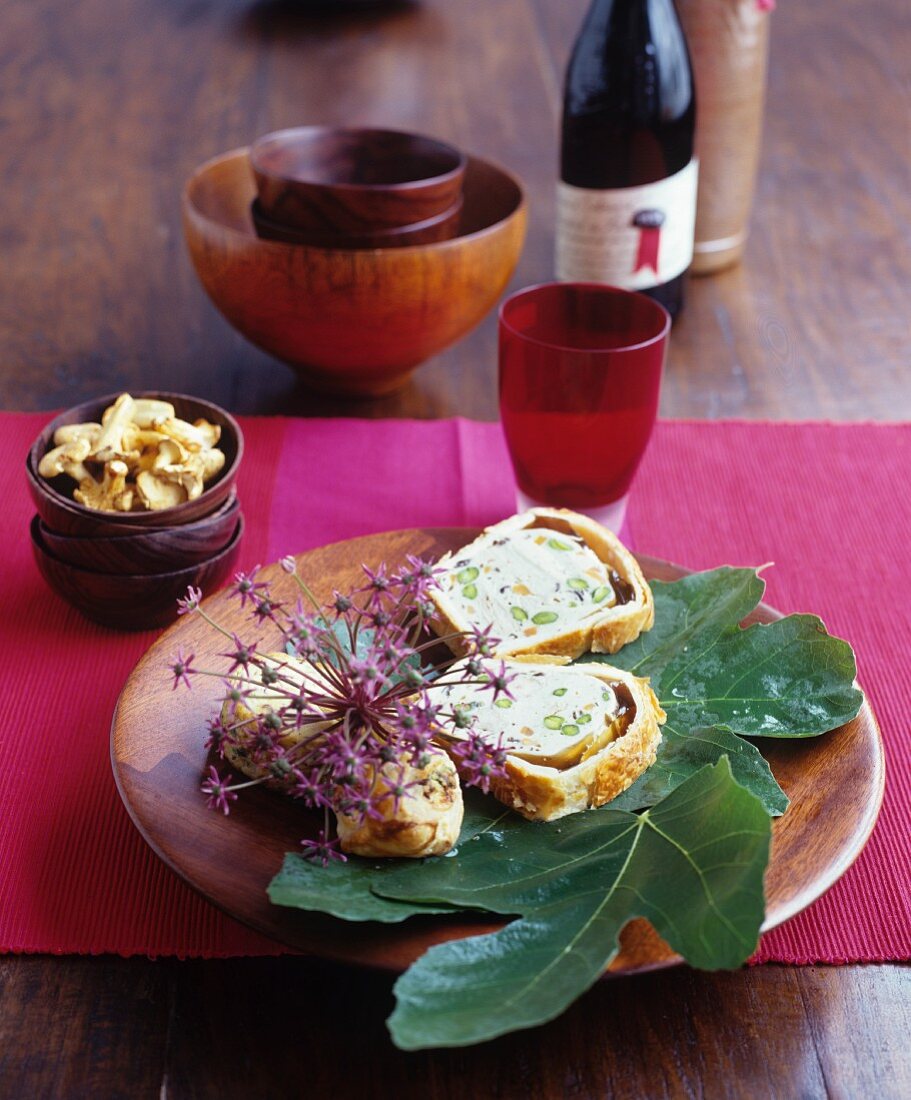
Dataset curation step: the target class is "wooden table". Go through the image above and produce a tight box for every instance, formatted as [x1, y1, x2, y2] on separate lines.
[1, 0, 908, 1095]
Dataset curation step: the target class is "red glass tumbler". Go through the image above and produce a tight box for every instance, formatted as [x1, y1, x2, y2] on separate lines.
[499, 282, 670, 531]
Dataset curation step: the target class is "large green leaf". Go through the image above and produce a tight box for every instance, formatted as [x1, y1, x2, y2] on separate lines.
[587, 567, 863, 737]
[609, 723, 789, 816]
[268, 794, 512, 922]
[384, 758, 770, 1049]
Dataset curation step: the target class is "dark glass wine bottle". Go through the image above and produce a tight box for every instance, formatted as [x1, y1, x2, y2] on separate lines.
[557, 0, 697, 319]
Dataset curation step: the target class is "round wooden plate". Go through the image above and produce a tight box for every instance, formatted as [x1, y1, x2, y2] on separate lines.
[111, 528, 885, 974]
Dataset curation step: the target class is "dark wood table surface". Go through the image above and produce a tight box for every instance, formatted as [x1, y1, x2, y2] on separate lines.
[1, 0, 909, 1096]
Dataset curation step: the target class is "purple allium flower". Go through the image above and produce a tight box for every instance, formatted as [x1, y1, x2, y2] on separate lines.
[476, 660, 517, 703]
[292, 768, 331, 809]
[191, 549, 526, 862]
[221, 633, 259, 673]
[380, 764, 421, 816]
[465, 624, 502, 658]
[169, 647, 196, 690]
[300, 829, 347, 866]
[201, 766, 238, 814]
[231, 566, 268, 608]
[177, 585, 203, 616]
[451, 732, 508, 794]
[204, 714, 231, 757]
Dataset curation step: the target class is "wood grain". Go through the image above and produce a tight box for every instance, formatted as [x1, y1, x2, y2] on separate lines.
[1, 0, 908, 1092]
[111, 529, 884, 973]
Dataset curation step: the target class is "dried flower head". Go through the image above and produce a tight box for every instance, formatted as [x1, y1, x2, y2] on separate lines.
[171, 560, 512, 864]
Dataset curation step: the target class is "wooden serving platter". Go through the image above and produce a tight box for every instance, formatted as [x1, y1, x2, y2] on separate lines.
[111, 528, 885, 974]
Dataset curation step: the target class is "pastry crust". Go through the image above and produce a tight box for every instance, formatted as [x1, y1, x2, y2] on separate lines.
[335, 754, 464, 859]
[429, 508, 654, 660]
[449, 659, 665, 822]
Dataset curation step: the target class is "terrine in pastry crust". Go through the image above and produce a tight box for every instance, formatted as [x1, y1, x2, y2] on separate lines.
[428, 509, 654, 660]
[437, 657, 665, 822]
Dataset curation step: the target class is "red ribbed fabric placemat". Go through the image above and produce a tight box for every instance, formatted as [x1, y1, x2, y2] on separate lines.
[1, 414, 908, 961]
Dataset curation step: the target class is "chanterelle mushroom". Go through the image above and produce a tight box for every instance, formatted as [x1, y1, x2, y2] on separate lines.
[74, 459, 134, 512]
[93, 394, 136, 464]
[38, 436, 93, 482]
[135, 469, 188, 511]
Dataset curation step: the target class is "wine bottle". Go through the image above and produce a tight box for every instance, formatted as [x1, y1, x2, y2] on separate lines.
[557, 0, 697, 318]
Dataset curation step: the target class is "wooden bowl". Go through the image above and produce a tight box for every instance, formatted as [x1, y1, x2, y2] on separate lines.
[26, 391, 243, 536]
[250, 196, 463, 249]
[30, 513, 244, 630]
[250, 126, 466, 234]
[183, 150, 527, 397]
[35, 495, 241, 573]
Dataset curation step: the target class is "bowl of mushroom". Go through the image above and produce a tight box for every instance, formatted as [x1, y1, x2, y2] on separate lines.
[26, 392, 244, 629]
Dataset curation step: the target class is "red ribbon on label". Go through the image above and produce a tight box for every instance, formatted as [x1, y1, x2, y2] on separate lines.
[634, 226, 661, 275]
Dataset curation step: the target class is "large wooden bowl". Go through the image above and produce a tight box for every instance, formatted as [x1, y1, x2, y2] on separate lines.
[183, 149, 527, 397]
[26, 391, 243, 536]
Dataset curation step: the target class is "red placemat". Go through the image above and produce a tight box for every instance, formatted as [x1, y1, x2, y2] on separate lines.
[1, 413, 908, 962]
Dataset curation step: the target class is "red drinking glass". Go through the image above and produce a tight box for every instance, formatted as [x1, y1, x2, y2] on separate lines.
[498, 282, 670, 531]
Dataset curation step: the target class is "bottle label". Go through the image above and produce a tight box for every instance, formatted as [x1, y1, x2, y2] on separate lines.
[556, 159, 698, 288]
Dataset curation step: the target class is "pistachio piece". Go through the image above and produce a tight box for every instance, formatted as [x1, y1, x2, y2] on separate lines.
[456, 566, 480, 584]
[560, 724, 580, 738]
[532, 611, 559, 625]
[567, 577, 590, 591]
[462, 583, 478, 599]
[592, 586, 611, 603]
[511, 606, 528, 622]
[552, 687, 568, 697]
[543, 716, 564, 730]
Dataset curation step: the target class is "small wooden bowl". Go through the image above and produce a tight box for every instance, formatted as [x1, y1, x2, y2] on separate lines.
[26, 391, 243, 536]
[30, 513, 244, 630]
[183, 150, 527, 397]
[35, 495, 241, 573]
[250, 126, 466, 234]
[250, 196, 463, 249]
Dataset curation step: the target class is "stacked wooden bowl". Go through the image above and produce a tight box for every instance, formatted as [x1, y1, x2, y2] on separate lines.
[26, 392, 244, 630]
[183, 128, 527, 397]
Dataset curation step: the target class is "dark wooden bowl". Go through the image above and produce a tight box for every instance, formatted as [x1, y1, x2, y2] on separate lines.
[35, 495, 241, 573]
[30, 513, 244, 630]
[26, 391, 243, 536]
[250, 126, 466, 234]
[250, 196, 463, 249]
[183, 150, 527, 397]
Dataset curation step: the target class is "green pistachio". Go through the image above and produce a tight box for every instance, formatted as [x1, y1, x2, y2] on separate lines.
[576, 713, 592, 724]
[456, 566, 480, 583]
[511, 606, 528, 622]
[561, 724, 580, 737]
[552, 687, 568, 697]
[543, 716, 564, 730]
[462, 584, 478, 599]
[532, 611, 559, 625]
[548, 539, 571, 551]
[592, 586, 611, 603]
[495, 698, 513, 709]
[567, 577, 589, 591]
